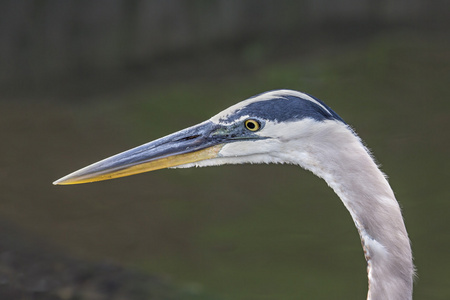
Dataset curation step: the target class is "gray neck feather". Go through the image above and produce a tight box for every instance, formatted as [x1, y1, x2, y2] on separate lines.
[293, 122, 414, 300]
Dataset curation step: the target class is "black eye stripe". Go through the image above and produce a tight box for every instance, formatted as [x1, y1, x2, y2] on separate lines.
[219, 96, 345, 124]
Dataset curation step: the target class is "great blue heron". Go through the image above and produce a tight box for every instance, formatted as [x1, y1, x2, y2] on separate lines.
[54, 89, 414, 299]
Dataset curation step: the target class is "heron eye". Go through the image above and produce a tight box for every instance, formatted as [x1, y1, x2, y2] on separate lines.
[244, 119, 260, 131]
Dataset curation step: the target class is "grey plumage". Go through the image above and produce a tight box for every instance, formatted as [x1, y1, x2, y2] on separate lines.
[54, 89, 414, 299]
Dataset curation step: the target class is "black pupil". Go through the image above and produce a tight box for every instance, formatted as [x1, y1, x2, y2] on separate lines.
[247, 121, 256, 129]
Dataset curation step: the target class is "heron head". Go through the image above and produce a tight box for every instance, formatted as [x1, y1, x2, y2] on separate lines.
[53, 89, 345, 185]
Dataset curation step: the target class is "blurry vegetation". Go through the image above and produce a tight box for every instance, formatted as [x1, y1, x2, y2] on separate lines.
[0, 2, 449, 299]
[1, 0, 449, 90]
[1, 29, 446, 299]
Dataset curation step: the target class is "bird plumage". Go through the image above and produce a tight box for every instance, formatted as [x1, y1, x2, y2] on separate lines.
[54, 89, 414, 299]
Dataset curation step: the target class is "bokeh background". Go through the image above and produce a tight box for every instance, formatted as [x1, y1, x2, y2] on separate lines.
[1, 1, 449, 299]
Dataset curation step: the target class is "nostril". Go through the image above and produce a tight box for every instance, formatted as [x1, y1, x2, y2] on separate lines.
[175, 135, 200, 142]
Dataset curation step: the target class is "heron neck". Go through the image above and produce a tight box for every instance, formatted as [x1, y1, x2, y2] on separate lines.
[294, 123, 413, 300]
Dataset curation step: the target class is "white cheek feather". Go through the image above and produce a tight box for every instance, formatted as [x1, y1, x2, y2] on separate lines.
[173, 139, 285, 169]
[175, 116, 413, 300]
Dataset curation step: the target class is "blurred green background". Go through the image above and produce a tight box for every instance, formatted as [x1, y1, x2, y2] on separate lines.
[1, 1, 449, 299]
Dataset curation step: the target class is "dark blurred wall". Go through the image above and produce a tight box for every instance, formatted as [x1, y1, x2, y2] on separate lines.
[0, 0, 447, 89]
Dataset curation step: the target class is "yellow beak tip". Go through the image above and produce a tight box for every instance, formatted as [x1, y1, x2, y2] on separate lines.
[52, 178, 73, 185]
[52, 144, 224, 186]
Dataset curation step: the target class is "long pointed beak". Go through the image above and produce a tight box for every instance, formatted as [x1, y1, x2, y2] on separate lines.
[53, 121, 224, 185]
